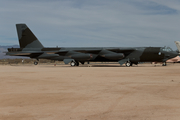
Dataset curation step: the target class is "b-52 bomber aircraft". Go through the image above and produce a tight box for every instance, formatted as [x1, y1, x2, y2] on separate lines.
[6, 24, 179, 67]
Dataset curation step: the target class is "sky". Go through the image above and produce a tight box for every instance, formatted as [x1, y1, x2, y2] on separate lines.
[0, 0, 180, 49]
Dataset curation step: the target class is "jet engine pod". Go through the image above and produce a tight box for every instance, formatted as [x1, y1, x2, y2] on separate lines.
[37, 53, 59, 59]
[70, 54, 93, 61]
[103, 53, 124, 60]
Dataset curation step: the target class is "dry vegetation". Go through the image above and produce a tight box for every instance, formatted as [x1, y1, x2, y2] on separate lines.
[0, 59, 64, 65]
[0, 59, 119, 66]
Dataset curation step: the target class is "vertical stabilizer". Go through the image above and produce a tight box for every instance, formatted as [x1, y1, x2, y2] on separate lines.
[16, 24, 44, 48]
[175, 41, 180, 53]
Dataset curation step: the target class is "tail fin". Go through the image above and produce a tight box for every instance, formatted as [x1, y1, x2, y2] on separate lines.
[16, 24, 44, 48]
[175, 41, 180, 53]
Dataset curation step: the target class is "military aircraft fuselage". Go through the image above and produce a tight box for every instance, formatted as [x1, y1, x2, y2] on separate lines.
[7, 46, 178, 64]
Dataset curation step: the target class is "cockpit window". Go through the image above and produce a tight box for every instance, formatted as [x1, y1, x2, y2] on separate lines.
[161, 47, 173, 52]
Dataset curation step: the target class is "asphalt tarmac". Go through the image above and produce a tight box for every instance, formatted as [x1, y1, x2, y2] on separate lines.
[0, 63, 180, 120]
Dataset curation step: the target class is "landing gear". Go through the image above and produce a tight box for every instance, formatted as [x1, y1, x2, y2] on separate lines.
[126, 61, 132, 67]
[34, 59, 39, 65]
[76, 61, 79, 66]
[70, 61, 79, 66]
[34, 61, 38, 65]
[162, 62, 166, 66]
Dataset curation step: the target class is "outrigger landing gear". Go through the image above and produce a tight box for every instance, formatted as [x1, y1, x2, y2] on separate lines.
[76, 61, 79, 66]
[34, 59, 39, 65]
[162, 62, 167, 66]
[126, 61, 132, 67]
[70, 60, 79, 66]
[34, 61, 38, 65]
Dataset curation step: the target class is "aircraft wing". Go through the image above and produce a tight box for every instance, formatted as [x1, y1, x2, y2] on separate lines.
[46, 48, 135, 56]
[46, 50, 69, 56]
[74, 48, 135, 54]
[107, 48, 136, 52]
[75, 49, 102, 54]
[6, 51, 44, 56]
[46, 49, 102, 55]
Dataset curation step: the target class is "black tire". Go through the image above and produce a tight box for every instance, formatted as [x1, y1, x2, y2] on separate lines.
[34, 61, 38, 65]
[70, 61, 76, 66]
[162, 62, 166, 66]
[126, 61, 132, 67]
[76, 61, 79, 66]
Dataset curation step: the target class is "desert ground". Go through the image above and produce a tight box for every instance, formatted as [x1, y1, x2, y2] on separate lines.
[0, 63, 180, 120]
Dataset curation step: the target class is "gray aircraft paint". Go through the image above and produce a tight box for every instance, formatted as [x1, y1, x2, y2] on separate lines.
[24, 41, 44, 49]
[16, 24, 44, 48]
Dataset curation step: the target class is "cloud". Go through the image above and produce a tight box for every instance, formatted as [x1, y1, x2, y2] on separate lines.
[127, 0, 177, 15]
[0, 0, 180, 49]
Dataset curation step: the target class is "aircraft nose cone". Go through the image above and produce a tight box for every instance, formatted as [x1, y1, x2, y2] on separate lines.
[165, 52, 178, 59]
[171, 52, 179, 58]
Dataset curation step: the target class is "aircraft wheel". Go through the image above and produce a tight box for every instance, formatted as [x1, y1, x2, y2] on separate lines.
[162, 62, 166, 66]
[70, 61, 76, 66]
[76, 61, 79, 66]
[126, 61, 132, 67]
[34, 61, 38, 65]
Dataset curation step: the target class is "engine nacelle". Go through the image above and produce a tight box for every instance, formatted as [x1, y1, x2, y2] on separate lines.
[103, 53, 124, 60]
[70, 54, 93, 61]
[37, 53, 59, 59]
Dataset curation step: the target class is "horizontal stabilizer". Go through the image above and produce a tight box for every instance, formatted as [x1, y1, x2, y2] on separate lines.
[6, 51, 43, 56]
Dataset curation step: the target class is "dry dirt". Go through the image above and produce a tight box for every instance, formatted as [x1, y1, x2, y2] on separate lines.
[0, 63, 180, 120]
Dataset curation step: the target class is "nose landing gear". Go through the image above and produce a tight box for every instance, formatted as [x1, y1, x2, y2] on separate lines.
[34, 59, 39, 65]
[162, 62, 166, 66]
[34, 61, 38, 65]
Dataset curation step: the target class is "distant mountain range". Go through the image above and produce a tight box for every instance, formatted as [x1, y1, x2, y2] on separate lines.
[0, 45, 26, 59]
